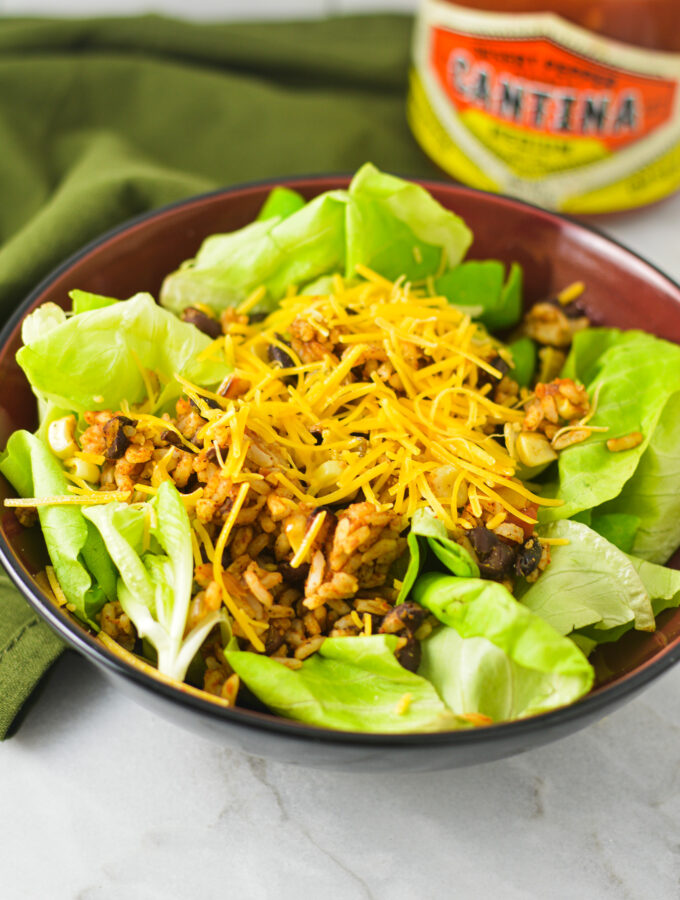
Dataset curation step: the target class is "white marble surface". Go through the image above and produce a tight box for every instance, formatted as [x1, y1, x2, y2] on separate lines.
[2, 191, 679, 900]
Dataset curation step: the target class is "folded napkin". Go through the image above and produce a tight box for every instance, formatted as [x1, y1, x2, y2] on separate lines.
[0, 12, 437, 737]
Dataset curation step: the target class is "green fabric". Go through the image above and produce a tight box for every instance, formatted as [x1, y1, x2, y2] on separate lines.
[0, 12, 432, 737]
[0, 571, 64, 738]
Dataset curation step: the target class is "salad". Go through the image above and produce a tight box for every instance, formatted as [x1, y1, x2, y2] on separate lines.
[3, 164, 680, 733]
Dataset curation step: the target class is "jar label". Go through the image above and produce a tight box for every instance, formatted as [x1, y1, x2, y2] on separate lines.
[408, 0, 680, 211]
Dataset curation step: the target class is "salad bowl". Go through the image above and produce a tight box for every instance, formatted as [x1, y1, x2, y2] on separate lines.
[1, 175, 680, 772]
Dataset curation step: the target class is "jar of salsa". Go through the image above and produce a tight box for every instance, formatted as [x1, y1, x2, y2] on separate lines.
[408, 0, 680, 211]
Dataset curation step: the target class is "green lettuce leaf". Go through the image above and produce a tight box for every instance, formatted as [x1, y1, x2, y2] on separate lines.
[256, 186, 306, 222]
[434, 261, 522, 331]
[415, 571, 594, 719]
[518, 520, 655, 636]
[628, 555, 680, 618]
[20, 302, 67, 343]
[541, 329, 680, 522]
[226, 635, 464, 733]
[160, 190, 348, 315]
[69, 289, 119, 314]
[0, 430, 115, 621]
[507, 336, 536, 388]
[575, 555, 680, 649]
[590, 512, 640, 554]
[17, 292, 227, 413]
[84, 481, 224, 681]
[346, 163, 472, 282]
[595, 391, 680, 564]
[398, 507, 478, 602]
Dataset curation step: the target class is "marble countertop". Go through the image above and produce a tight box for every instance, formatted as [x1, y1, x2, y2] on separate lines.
[4, 192, 680, 900]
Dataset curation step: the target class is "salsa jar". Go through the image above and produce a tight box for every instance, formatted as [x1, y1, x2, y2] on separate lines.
[408, 0, 680, 212]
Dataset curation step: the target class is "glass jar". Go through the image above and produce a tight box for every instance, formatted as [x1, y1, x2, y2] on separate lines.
[408, 0, 680, 211]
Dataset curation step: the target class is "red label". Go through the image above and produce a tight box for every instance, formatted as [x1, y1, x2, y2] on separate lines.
[430, 26, 677, 150]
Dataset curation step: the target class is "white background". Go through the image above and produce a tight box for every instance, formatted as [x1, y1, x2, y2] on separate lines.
[2, 2, 680, 897]
[1, 0, 418, 17]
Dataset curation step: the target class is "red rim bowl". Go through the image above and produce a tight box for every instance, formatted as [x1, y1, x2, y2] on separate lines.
[1, 176, 679, 771]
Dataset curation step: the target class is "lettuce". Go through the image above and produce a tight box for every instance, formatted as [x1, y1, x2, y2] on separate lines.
[226, 635, 464, 733]
[589, 512, 640, 553]
[345, 163, 472, 282]
[541, 329, 680, 523]
[0, 430, 115, 622]
[160, 190, 348, 315]
[415, 572, 594, 720]
[595, 391, 680, 564]
[160, 164, 474, 315]
[434, 260, 522, 331]
[507, 336, 536, 388]
[574, 555, 680, 650]
[518, 521, 655, 636]
[20, 302, 67, 343]
[69, 288, 118, 315]
[84, 481, 224, 681]
[255, 186, 306, 222]
[398, 507, 478, 602]
[16, 292, 227, 413]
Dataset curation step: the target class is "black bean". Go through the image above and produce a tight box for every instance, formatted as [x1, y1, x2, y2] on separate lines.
[180, 306, 222, 338]
[268, 336, 295, 371]
[543, 296, 587, 320]
[264, 622, 287, 656]
[306, 507, 336, 533]
[189, 395, 221, 412]
[160, 429, 182, 447]
[477, 354, 510, 391]
[469, 526, 499, 557]
[396, 635, 422, 673]
[515, 538, 543, 577]
[379, 601, 428, 636]
[103, 415, 136, 459]
[177, 472, 199, 494]
[478, 541, 517, 580]
[278, 562, 310, 586]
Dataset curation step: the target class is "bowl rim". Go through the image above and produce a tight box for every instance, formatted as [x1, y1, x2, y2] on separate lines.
[2, 173, 680, 748]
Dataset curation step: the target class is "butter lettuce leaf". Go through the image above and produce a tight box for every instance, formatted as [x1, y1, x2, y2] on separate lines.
[346, 163, 472, 282]
[518, 521, 655, 636]
[415, 572, 594, 720]
[84, 481, 224, 681]
[256, 186, 305, 222]
[541, 329, 680, 522]
[575, 555, 680, 649]
[434, 260, 522, 331]
[17, 292, 226, 413]
[69, 288, 118, 315]
[0, 430, 115, 622]
[398, 508, 478, 602]
[160, 164, 475, 318]
[227, 635, 464, 733]
[595, 391, 680, 564]
[590, 512, 640, 554]
[160, 190, 348, 315]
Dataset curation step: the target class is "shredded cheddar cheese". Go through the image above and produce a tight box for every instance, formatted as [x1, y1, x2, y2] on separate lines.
[45, 566, 67, 607]
[289, 510, 327, 569]
[171, 269, 562, 528]
[212, 482, 265, 651]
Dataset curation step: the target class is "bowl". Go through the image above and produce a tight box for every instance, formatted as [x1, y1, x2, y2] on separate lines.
[1, 176, 680, 772]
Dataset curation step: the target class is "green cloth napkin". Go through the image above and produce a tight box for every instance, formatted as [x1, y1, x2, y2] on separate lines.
[0, 12, 439, 738]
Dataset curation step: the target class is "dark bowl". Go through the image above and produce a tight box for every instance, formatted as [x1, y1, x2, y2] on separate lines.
[1, 177, 679, 772]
